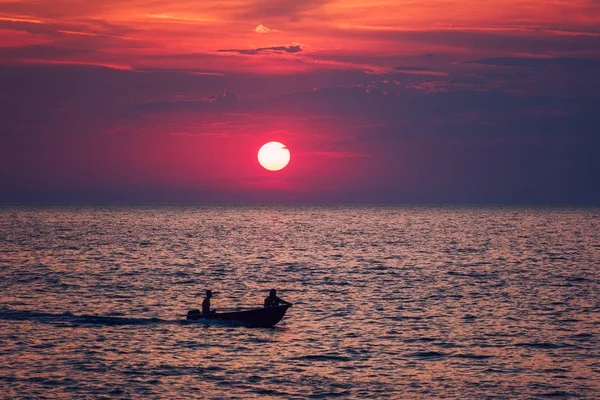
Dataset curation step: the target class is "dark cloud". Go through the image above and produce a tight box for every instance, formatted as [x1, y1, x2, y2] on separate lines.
[239, 0, 330, 19]
[0, 44, 90, 59]
[0, 17, 139, 37]
[138, 90, 239, 113]
[334, 28, 600, 55]
[217, 45, 302, 55]
[463, 57, 600, 70]
[262, 84, 534, 121]
[394, 66, 432, 71]
[0, 0, 134, 19]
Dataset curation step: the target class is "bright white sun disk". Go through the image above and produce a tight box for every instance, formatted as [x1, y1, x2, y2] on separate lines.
[258, 142, 290, 171]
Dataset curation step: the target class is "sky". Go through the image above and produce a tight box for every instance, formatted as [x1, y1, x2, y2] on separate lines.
[1, 0, 599, 204]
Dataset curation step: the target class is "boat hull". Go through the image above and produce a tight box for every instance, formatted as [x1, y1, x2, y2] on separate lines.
[186, 305, 290, 328]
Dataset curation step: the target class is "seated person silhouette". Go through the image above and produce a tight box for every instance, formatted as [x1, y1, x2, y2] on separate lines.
[202, 290, 216, 314]
[264, 289, 292, 308]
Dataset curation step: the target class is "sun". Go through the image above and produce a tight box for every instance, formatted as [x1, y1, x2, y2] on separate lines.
[258, 142, 290, 171]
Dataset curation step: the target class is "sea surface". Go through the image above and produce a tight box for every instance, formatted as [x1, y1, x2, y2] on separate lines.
[0, 205, 599, 399]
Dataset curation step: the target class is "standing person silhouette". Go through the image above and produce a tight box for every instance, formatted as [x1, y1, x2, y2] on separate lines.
[264, 289, 292, 308]
[202, 290, 215, 314]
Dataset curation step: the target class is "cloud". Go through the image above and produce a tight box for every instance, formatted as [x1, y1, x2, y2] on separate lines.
[393, 65, 448, 76]
[253, 24, 277, 33]
[138, 89, 239, 113]
[208, 89, 239, 102]
[0, 16, 44, 24]
[394, 66, 431, 71]
[463, 57, 600, 70]
[334, 27, 600, 55]
[407, 76, 491, 92]
[0, 44, 89, 59]
[217, 45, 301, 55]
[239, 0, 331, 19]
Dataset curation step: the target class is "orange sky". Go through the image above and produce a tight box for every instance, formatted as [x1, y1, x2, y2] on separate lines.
[2, 0, 599, 72]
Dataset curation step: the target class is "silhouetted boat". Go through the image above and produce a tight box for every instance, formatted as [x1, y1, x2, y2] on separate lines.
[186, 304, 291, 328]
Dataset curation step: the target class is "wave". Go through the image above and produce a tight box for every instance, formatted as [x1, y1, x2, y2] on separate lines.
[407, 351, 447, 359]
[452, 353, 494, 359]
[289, 354, 352, 362]
[514, 342, 574, 349]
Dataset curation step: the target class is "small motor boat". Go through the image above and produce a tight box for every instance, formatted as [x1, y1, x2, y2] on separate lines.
[186, 304, 291, 328]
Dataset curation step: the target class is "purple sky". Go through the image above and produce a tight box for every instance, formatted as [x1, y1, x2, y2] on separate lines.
[1, 1, 599, 203]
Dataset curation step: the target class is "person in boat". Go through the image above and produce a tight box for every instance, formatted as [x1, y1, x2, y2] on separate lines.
[202, 290, 216, 314]
[264, 289, 292, 308]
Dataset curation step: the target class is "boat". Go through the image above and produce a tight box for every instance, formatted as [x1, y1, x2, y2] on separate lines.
[185, 304, 291, 328]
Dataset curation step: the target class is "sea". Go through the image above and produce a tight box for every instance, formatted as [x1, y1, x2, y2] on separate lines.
[0, 205, 598, 399]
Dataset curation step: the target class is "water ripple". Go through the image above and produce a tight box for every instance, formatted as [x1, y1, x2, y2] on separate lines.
[0, 205, 599, 399]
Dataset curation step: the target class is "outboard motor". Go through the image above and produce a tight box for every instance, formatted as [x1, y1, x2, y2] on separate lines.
[187, 309, 201, 320]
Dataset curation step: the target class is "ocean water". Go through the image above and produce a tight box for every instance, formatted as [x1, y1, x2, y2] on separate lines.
[0, 205, 599, 399]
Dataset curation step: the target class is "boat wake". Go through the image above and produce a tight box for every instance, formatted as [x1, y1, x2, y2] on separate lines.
[0, 307, 172, 327]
